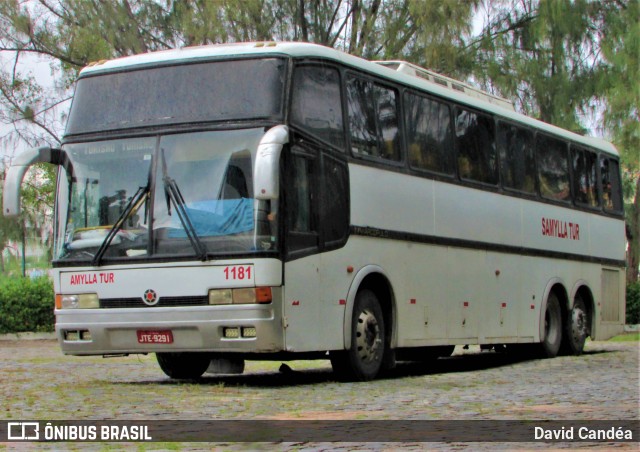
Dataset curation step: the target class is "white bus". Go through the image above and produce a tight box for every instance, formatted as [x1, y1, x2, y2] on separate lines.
[3, 42, 626, 381]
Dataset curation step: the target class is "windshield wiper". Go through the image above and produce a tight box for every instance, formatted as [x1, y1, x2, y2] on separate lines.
[161, 149, 208, 261]
[91, 185, 150, 266]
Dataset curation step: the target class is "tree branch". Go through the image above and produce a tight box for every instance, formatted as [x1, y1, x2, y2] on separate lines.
[465, 12, 538, 51]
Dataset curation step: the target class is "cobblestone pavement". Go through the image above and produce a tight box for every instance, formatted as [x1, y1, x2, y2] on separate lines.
[0, 339, 638, 450]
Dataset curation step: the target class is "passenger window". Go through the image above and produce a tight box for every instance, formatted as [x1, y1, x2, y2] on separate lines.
[321, 154, 349, 247]
[600, 156, 623, 212]
[346, 76, 401, 161]
[455, 108, 497, 184]
[288, 155, 315, 234]
[291, 65, 344, 149]
[405, 92, 454, 175]
[537, 135, 571, 202]
[285, 150, 320, 255]
[375, 85, 401, 161]
[572, 147, 600, 208]
[497, 123, 535, 194]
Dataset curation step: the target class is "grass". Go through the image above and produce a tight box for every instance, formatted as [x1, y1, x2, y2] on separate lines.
[608, 332, 640, 342]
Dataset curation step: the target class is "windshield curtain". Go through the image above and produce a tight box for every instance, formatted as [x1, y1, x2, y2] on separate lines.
[66, 58, 286, 135]
[55, 129, 278, 262]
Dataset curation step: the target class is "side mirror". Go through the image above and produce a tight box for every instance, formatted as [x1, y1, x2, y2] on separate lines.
[3, 146, 65, 217]
[253, 125, 289, 200]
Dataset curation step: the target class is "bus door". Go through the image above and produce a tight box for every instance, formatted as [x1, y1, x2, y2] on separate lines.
[282, 145, 350, 352]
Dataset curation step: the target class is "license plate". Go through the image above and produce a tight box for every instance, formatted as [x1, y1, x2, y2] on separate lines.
[137, 330, 173, 344]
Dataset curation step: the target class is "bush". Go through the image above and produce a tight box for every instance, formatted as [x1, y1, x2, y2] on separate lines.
[628, 282, 640, 325]
[0, 276, 55, 334]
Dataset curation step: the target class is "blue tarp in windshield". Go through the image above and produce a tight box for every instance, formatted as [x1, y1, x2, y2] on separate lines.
[167, 198, 254, 238]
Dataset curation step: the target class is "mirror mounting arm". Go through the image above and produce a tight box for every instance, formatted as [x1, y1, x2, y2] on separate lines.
[253, 125, 289, 201]
[3, 146, 66, 217]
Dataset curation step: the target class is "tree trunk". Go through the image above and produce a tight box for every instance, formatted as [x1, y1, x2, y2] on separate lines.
[627, 177, 640, 284]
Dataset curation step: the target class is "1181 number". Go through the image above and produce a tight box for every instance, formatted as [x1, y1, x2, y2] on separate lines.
[223, 266, 252, 280]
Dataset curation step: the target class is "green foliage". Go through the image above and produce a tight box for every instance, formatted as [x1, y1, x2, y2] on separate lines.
[600, 1, 639, 285]
[471, 0, 606, 132]
[0, 276, 54, 333]
[627, 282, 640, 324]
[600, 0, 640, 170]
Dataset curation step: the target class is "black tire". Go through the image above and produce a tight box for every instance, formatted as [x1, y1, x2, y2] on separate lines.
[331, 289, 386, 381]
[156, 352, 211, 379]
[559, 295, 589, 356]
[537, 292, 563, 358]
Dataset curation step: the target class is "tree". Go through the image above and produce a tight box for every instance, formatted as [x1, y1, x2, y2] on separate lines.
[470, 0, 607, 133]
[600, 0, 639, 283]
[472, 0, 639, 283]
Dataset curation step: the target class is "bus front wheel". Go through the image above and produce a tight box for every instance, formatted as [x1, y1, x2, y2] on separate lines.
[331, 289, 386, 381]
[537, 293, 563, 358]
[156, 352, 210, 379]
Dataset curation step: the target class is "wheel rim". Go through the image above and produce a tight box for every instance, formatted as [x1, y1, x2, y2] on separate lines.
[355, 308, 382, 364]
[570, 304, 587, 344]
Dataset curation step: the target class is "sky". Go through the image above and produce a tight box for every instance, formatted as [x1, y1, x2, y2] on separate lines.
[0, 50, 70, 162]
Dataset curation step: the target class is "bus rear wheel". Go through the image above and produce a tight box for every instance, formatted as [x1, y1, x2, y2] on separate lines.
[331, 289, 386, 381]
[537, 293, 563, 358]
[156, 352, 211, 379]
[560, 295, 588, 356]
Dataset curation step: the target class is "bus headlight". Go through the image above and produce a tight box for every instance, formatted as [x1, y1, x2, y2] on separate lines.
[55, 293, 99, 309]
[208, 289, 233, 305]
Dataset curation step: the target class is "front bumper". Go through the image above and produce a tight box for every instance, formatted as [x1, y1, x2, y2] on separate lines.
[56, 303, 284, 355]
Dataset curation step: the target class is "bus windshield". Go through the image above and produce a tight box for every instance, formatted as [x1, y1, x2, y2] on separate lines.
[66, 58, 286, 135]
[55, 128, 277, 262]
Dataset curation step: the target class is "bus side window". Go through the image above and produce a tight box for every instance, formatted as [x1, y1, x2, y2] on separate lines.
[346, 76, 401, 162]
[347, 77, 378, 156]
[291, 65, 344, 149]
[536, 135, 571, 202]
[321, 154, 349, 248]
[600, 156, 623, 213]
[286, 150, 319, 254]
[374, 85, 401, 161]
[572, 147, 600, 208]
[497, 122, 535, 194]
[405, 92, 454, 175]
[455, 108, 497, 185]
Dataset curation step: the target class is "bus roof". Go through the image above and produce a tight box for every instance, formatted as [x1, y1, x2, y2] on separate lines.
[80, 41, 619, 157]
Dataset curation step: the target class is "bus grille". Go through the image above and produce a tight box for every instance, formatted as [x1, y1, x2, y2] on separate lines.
[100, 296, 209, 308]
